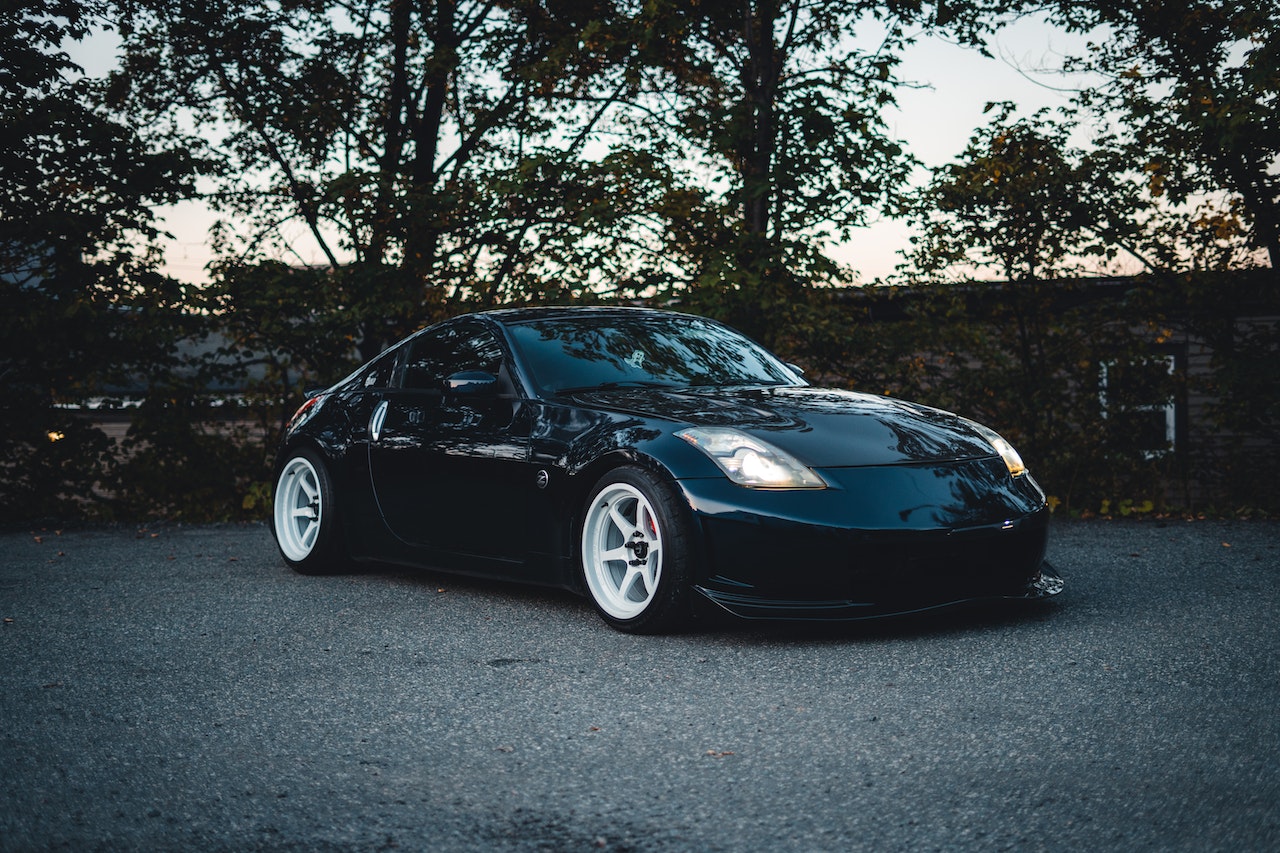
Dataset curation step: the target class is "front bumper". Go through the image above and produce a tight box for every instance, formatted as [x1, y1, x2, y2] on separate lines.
[675, 458, 1061, 621]
[692, 561, 1063, 621]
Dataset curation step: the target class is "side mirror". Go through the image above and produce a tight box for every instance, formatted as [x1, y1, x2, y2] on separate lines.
[444, 370, 499, 396]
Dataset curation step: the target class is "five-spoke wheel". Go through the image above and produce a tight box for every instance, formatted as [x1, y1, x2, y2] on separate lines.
[580, 467, 691, 632]
[272, 448, 347, 574]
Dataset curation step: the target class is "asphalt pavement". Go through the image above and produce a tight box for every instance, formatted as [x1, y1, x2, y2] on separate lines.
[1, 519, 1277, 851]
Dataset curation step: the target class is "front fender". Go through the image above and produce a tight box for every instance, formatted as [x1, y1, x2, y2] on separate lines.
[526, 403, 720, 585]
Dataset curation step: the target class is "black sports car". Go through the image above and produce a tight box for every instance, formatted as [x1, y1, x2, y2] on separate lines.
[271, 306, 1062, 632]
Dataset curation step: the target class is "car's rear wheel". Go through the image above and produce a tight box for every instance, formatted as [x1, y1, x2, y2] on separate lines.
[580, 467, 692, 633]
[272, 448, 348, 575]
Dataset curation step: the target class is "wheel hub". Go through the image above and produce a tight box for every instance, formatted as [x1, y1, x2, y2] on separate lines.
[626, 535, 650, 563]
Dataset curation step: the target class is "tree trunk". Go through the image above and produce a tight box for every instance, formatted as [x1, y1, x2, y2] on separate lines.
[403, 0, 456, 280]
[739, 0, 778, 241]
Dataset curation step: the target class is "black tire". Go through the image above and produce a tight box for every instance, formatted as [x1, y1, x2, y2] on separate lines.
[579, 466, 694, 633]
[271, 447, 350, 575]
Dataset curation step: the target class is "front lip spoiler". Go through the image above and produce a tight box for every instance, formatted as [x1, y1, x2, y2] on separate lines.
[1024, 560, 1065, 599]
[692, 561, 1064, 622]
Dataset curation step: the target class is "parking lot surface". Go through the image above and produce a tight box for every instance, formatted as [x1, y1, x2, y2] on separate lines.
[1, 519, 1277, 851]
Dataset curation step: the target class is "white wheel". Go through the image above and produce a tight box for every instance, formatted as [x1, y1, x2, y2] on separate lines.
[272, 448, 348, 574]
[579, 467, 692, 632]
[582, 482, 664, 620]
[275, 455, 323, 562]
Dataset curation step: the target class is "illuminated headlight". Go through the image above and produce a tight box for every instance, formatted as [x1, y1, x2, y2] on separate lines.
[677, 427, 826, 489]
[967, 421, 1027, 477]
[989, 436, 1027, 477]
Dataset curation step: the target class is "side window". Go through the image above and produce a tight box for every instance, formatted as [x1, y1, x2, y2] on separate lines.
[361, 350, 399, 389]
[402, 323, 504, 391]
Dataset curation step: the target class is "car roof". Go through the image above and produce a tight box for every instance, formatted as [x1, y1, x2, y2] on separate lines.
[479, 305, 696, 326]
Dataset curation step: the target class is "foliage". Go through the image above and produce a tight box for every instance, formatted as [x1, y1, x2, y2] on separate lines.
[110, 0, 691, 360]
[1045, 0, 1280, 268]
[796, 270, 1279, 515]
[615, 0, 928, 343]
[886, 96, 1277, 514]
[898, 103, 1158, 281]
[1161, 271, 1280, 509]
[108, 1, 1004, 350]
[0, 1, 200, 521]
[6, 0, 1276, 524]
[104, 382, 272, 522]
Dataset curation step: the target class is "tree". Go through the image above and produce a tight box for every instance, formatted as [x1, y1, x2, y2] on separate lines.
[112, 0, 675, 363]
[892, 105, 1177, 505]
[1025, 1, 1280, 508]
[612, 0, 924, 342]
[900, 103, 1154, 282]
[1047, 0, 1280, 268]
[0, 0, 199, 519]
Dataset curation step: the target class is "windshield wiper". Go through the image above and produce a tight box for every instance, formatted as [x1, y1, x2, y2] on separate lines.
[688, 379, 793, 389]
[553, 380, 678, 396]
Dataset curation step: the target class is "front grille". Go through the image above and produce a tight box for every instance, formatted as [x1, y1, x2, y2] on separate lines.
[848, 523, 1047, 602]
[698, 499, 1050, 605]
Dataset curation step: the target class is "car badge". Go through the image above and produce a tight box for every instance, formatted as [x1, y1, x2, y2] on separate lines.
[535, 469, 550, 489]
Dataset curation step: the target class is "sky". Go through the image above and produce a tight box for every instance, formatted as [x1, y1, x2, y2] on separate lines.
[837, 16, 1092, 281]
[69, 13, 1091, 287]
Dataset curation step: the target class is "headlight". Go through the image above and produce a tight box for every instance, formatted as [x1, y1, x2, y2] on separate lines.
[967, 421, 1027, 477]
[677, 427, 826, 489]
[989, 436, 1027, 477]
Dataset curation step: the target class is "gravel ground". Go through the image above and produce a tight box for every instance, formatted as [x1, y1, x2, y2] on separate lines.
[1, 519, 1277, 851]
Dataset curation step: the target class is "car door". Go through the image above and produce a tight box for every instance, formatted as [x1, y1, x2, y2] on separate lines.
[367, 320, 532, 560]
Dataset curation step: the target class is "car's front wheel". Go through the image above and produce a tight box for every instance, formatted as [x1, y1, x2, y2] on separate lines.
[580, 467, 693, 633]
[272, 448, 348, 575]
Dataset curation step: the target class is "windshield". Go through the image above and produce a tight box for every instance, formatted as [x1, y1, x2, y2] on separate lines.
[505, 312, 803, 396]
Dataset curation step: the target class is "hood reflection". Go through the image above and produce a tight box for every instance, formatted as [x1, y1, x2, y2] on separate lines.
[571, 386, 995, 467]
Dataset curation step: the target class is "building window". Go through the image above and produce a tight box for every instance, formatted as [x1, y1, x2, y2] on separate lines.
[1100, 354, 1178, 457]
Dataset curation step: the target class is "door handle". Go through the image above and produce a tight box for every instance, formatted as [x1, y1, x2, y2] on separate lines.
[370, 400, 389, 441]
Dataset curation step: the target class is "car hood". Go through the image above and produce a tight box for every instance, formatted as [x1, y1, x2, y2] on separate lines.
[571, 386, 998, 468]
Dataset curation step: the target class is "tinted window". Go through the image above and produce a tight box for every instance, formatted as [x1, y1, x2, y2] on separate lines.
[506, 313, 801, 395]
[402, 323, 504, 391]
[331, 347, 396, 392]
[360, 350, 399, 389]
